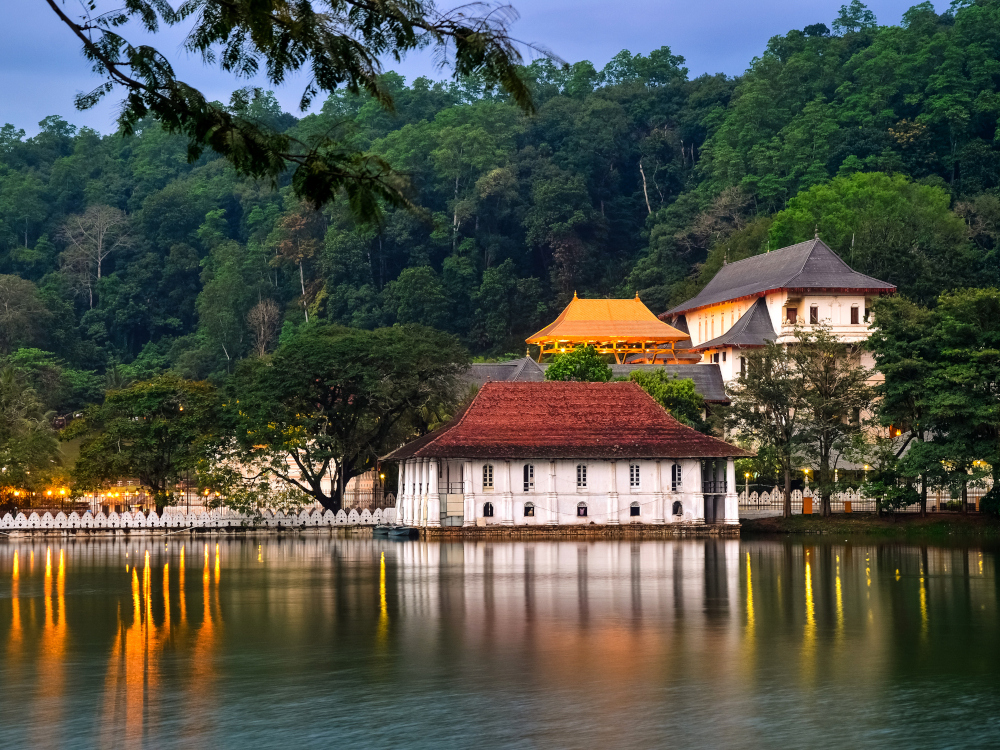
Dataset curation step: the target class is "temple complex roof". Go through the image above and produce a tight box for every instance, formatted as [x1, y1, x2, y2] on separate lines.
[689, 297, 777, 351]
[528, 293, 688, 345]
[383, 382, 751, 461]
[663, 239, 895, 316]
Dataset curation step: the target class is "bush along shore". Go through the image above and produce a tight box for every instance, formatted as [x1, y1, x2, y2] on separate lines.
[742, 513, 1000, 540]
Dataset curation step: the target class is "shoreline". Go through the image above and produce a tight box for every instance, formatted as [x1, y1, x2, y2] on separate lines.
[742, 513, 1000, 540]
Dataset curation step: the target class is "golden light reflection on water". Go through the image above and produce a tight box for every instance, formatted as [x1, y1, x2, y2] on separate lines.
[0, 538, 997, 747]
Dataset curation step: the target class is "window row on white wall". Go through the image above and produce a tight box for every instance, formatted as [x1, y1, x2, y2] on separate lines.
[478, 460, 685, 493]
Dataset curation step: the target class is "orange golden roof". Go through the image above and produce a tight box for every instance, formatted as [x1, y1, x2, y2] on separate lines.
[527, 293, 688, 344]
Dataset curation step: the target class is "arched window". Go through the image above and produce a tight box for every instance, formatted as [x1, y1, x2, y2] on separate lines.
[483, 464, 494, 491]
[576, 464, 587, 488]
[524, 502, 535, 517]
[483, 502, 494, 518]
[672, 500, 683, 516]
[577, 502, 588, 517]
[630, 501, 640, 517]
[523, 464, 534, 491]
[671, 463, 682, 492]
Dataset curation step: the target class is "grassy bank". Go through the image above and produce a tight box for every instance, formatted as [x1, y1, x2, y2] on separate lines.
[742, 512, 1000, 540]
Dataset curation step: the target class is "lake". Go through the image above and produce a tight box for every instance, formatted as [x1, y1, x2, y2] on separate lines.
[0, 535, 998, 749]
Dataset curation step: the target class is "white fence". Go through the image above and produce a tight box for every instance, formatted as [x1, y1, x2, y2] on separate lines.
[0, 506, 397, 532]
[740, 485, 988, 514]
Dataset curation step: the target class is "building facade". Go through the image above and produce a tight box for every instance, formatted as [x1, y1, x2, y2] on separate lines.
[385, 381, 751, 527]
[660, 238, 896, 381]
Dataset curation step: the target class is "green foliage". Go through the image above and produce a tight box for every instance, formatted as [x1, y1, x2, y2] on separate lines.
[222, 323, 469, 511]
[768, 172, 974, 303]
[0, 366, 60, 498]
[70, 375, 219, 504]
[544, 346, 612, 382]
[626, 369, 706, 430]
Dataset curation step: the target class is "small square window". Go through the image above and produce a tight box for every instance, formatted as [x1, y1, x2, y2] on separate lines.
[629, 463, 640, 488]
[524, 502, 535, 517]
[630, 503, 640, 517]
[576, 464, 587, 488]
[722, 351, 727, 363]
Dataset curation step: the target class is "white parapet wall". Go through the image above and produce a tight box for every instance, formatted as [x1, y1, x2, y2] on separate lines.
[0, 506, 396, 532]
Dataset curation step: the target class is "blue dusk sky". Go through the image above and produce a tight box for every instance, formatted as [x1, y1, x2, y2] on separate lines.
[3, 0, 947, 135]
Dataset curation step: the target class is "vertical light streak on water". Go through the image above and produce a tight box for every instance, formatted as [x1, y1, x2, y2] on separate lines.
[164, 561, 170, 631]
[32, 547, 67, 748]
[258, 544, 262, 564]
[803, 548, 816, 673]
[203, 544, 209, 587]
[836, 554, 844, 641]
[215, 543, 221, 585]
[179, 545, 186, 625]
[10, 550, 20, 649]
[745, 552, 755, 637]
[920, 562, 929, 642]
[377, 552, 389, 647]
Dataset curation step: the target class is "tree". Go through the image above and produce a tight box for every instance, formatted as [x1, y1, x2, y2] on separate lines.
[544, 345, 612, 382]
[223, 324, 469, 511]
[791, 325, 874, 516]
[832, 0, 877, 35]
[902, 289, 1000, 514]
[866, 295, 938, 514]
[626, 369, 705, 430]
[246, 299, 282, 358]
[70, 375, 219, 509]
[0, 276, 51, 354]
[0, 366, 60, 501]
[725, 343, 803, 518]
[767, 172, 975, 304]
[271, 204, 325, 322]
[46, 0, 537, 220]
[60, 205, 130, 281]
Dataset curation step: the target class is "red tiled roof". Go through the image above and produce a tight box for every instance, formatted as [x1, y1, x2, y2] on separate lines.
[383, 381, 751, 460]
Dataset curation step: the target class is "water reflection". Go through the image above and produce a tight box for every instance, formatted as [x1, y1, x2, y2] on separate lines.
[0, 537, 996, 748]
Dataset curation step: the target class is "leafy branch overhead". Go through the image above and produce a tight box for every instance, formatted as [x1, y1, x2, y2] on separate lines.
[45, 0, 542, 219]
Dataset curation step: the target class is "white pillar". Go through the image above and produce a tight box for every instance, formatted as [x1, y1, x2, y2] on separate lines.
[687, 459, 705, 525]
[396, 461, 406, 524]
[406, 459, 416, 524]
[546, 460, 559, 526]
[502, 460, 514, 526]
[653, 460, 665, 524]
[607, 460, 619, 524]
[422, 459, 430, 527]
[428, 459, 441, 527]
[464, 460, 476, 527]
[725, 457, 739, 525]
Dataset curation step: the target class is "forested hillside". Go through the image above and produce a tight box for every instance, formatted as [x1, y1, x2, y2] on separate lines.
[3, 0, 1000, 414]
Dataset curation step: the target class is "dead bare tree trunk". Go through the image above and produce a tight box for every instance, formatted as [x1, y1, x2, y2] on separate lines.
[639, 159, 652, 215]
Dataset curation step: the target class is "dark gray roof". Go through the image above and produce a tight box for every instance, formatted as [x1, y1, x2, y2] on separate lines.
[466, 358, 729, 403]
[464, 358, 545, 387]
[603, 364, 729, 403]
[664, 239, 895, 315]
[691, 297, 777, 351]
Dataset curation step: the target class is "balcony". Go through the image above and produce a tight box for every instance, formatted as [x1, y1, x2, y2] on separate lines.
[702, 480, 727, 494]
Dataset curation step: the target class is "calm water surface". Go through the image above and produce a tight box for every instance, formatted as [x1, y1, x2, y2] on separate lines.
[0, 535, 998, 749]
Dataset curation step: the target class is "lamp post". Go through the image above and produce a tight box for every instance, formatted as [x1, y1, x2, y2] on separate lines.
[744, 472, 750, 503]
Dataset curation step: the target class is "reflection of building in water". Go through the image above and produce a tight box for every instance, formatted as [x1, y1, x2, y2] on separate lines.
[386, 381, 751, 528]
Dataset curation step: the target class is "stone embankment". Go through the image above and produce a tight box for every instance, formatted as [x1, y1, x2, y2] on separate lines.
[0, 507, 396, 536]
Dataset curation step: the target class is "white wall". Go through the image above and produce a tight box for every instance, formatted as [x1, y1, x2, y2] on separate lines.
[466, 457, 718, 526]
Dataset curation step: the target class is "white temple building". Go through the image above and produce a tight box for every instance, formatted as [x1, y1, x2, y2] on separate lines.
[660, 238, 896, 382]
[384, 381, 751, 528]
